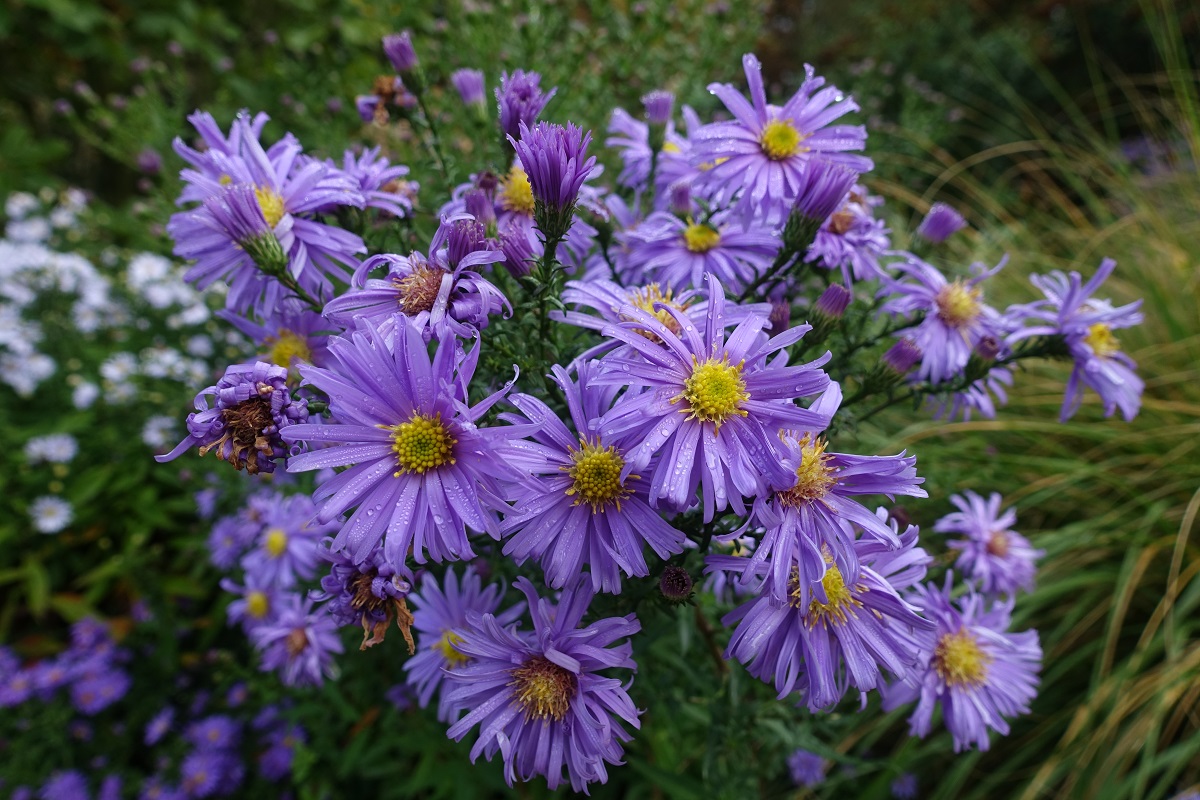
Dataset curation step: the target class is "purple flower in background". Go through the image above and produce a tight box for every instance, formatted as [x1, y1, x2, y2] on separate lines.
[496, 70, 556, 142]
[39, 771, 89, 800]
[595, 274, 832, 521]
[881, 255, 1008, 385]
[156, 361, 308, 475]
[451, 68, 486, 108]
[250, 595, 344, 687]
[219, 299, 332, 374]
[1008, 258, 1144, 421]
[445, 577, 641, 793]
[331, 146, 417, 218]
[258, 722, 305, 780]
[239, 492, 330, 588]
[738, 384, 926, 607]
[884, 578, 1042, 752]
[403, 566, 525, 723]
[145, 707, 175, 745]
[382, 31, 418, 73]
[916, 202, 967, 243]
[892, 773, 919, 799]
[499, 363, 688, 592]
[312, 538, 415, 651]
[220, 573, 283, 633]
[71, 667, 131, 715]
[510, 121, 598, 240]
[137, 148, 163, 175]
[622, 210, 778, 294]
[281, 323, 520, 565]
[692, 54, 872, 225]
[97, 776, 121, 800]
[788, 749, 827, 787]
[642, 90, 675, 125]
[185, 715, 241, 750]
[927, 364, 1013, 422]
[935, 491, 1042, 596]
[805, 184, 891, 284]
[179, 750, 233, 798]
[719, 523, 934, 709]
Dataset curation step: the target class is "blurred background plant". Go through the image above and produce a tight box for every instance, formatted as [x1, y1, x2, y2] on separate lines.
[1, 0, 1197, 798]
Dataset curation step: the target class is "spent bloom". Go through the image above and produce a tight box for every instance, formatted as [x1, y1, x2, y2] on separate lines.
[312, 538, 415, 652]
[935, 491, 1042, 597]
[445, 577, 641, 793]
[692, 54, 872, 224]
[884, 577, 1042, 752]
[281, 322, 520, 565]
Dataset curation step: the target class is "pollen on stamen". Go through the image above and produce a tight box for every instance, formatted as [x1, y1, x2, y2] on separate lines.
[254, 186, 286, 228]
[934, 629, 991, 687]
[498, 165, 535, 216]
[1083, 322, 1120, 357]
[759, 119, 805, 161]
[264, 528, 288, 558]
[777, 435, 837, 507]
[934, 280, 983, 328]
[394, 263, 448, 315]
[385, 413, 457, 476]
[265, 329, 313, 369]
[673, 355, 750, 431]
[434, 629, 470, 667]
[622, 283, 692, 342]
[509, 655, 576, 722]
[562, 439, 635, 512]
[790, 559, 864, 628]
[683, 221, 721, 253]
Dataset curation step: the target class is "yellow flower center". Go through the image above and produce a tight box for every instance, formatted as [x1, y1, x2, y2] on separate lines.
[759, 119, 804, 160]
[510, 655, 576, 722]
[246, 591, 270, 619]
[254, 186, 286, 228]
[264, 527, 288, 558]
[934, 280, 983, 328]
[683, 222, 721, 253]
[394, 263, 447, 315]
[564, 439, 634, 512]
[622, 283, 692, 342]
[777, 436, 837, 506]
[673, 356, 750, 430]
[265, 329, 312, 369]
[791, 560, 863, 627]
[218, 174, 233, 186]
[386, 413, 457, 476]
[934, 629, 991, 687]
[498, 165, 535, 216]
[434, 630, 470, 667]
[1083, 322, 1120, 357]
[662, 141, 682, 154]
[986, 530, 1010, 557]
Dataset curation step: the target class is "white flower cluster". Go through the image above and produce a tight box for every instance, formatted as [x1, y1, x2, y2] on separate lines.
[126, 252, 212, 328]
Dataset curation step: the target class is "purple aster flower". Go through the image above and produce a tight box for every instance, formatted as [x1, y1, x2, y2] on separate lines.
[880, 255, 1009, 385]
[882, 337, 923, 376]
[0, 666, 34, 707]
[156, 361, 308, 475]
[382, 31, 418, 73]
[220, 573, 283, 633]
[220, 299, 332, 376]
[692, 54, 873, 225]
[207, 509, 262, 570]
[1008, 258, 1144, 421]
[137, 148, 163, 175]
[935, 491, 1042, 596]
[499, 363, 688, 592]
[330, 146, 417, 218]
[312, 537, 415, 651]
[385, 683, 415, 711]
[642, 90, 675, 126]
[250, 595, 344, 687]
[258, 723, 304, 780]
[883, 578, 1042, 752]
[926, 365, 1014, 421]
[604, 108, 688, 196]
[916, 202, 967, 243]
[30, 657, 73, 697]
[145, 707, 175, 745]
[179, 751, 233, 798]
[892, 773, 919, 799]
[39, 771, 89, 800]
[510, 121, 599, 242]
[97, 775, 121, 800]
[280, 322, 520, 565]
[451, 68, 486, 108]
[594, 274, 833, 521]
[717, 523, 934, 710]
[139, 776, 185, 800]
[172, 111, 269, 195]
[621, 210, 779, 294]
[735, 384, 927, 607]
[445, 577, 641, 793]
[239, 492, 330, 589]
[496, 70, 556, 142]
[805, 184, 891, 284]
[790, 158, 860, 229]
[788, 748, 827, 787]
[70, 618, 110, 650]
[814, 283, 852, 319]
[324, 220, 509, 342]
[185, 715, 241, 750]
[403, 566, 525, 723]
[701, 535, 762, 604]
[71, 667, 131, 714]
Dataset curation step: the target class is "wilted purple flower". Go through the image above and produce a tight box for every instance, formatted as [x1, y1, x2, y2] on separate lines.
[692, 54, 872, 225]
[1008, 258, 1144, 421]
[718, 522, 934, 709]
[382, 31, 418, 73]
[509, 121, 598, 241]
[595, 274, 832, 521]
[621, 210, 778, 294]
[881, 255, 1008, 385]
[788, 749, 827, 787]
[496, 70, 556, 142]
[145, 707, 175, 745]
[500, 363, 688, 592]
[250, 595, 343, 687]
[642, 90, 675, 125]
[935, 491, 1041, 596]
[445, 577, 641, 793]
[403, 566, 525, 723]
[156, 361, 308, 475]
[884, 579, 1041, 752]
[312, 538, 414, 651]
[451, 68, 486, 108]
[281, 323, 520, 565]
[916, 202, 967, 243]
